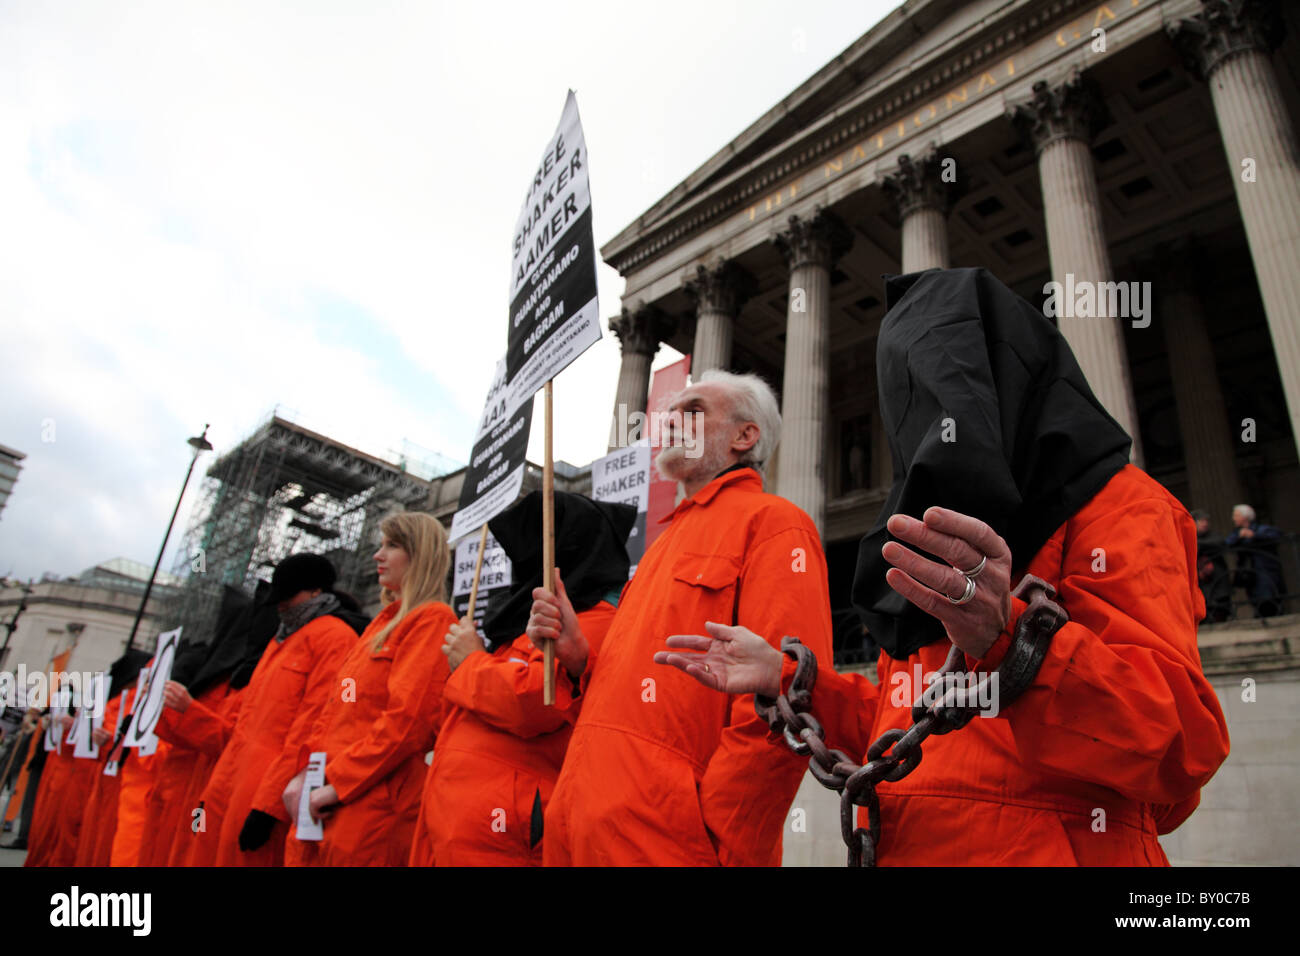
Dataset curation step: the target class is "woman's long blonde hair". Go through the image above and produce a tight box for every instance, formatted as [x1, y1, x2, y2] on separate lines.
[372, 512, 450, 652]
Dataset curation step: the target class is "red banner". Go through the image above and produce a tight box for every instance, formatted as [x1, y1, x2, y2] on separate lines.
[644, 356, 691, 551]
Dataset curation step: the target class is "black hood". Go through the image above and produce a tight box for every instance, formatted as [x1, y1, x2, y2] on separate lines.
[482, 491, 636, 649]
[169, 638, 215, 687]
[187, 585, 254, 697]
[212, 581, 284, 692]
[853, 267, 1131, 659]
[107, 649, 153, 695]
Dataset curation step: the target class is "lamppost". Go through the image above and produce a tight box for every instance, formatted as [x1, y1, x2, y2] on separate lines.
[125, 425, 214, 651]
[0, 582, 34, 668]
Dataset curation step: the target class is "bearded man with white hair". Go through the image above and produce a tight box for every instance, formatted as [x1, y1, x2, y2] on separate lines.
[527, 369, 833, 866]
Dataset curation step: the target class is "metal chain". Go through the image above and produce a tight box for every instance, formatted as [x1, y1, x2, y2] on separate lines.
[755, 574, 1069, 867]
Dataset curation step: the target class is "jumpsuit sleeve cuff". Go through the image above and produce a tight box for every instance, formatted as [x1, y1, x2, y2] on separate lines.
[759, 653, 803, 745]
[577, 647, 598, 697]
[778, 651, 801, 696]
[964, 595, 1027, 672]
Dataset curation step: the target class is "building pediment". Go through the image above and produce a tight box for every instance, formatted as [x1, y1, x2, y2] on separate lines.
[602, 0, 1161, 277]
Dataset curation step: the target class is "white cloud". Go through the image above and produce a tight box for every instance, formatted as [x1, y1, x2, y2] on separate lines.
[0, 0, 895, 579]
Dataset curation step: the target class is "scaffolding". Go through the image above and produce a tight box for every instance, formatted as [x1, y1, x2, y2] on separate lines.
[164, 415, 441, 645]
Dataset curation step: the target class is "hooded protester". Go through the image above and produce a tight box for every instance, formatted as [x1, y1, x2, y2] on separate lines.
[71, 648, 151, 867]
[140, 589, 255, 866]
[110, 653, 175, 868]
[410, 492, 634, 866]
[199, 554, 365, 867]
[135, 638, 213, 866]
[23, 663, 121, 868]
[19, 700, 77, 867]
[282, 512, 456, 867]
[174, 582, 282, 866]
[659, 267, 1231, 865]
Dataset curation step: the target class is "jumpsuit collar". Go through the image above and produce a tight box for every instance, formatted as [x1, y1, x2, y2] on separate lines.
[659, 466, 762, 524]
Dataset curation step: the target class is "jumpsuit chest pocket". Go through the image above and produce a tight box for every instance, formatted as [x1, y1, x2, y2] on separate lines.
[670, 552, 742, 626]
[331, 643, 393, 710]
[280, 652, 314, 675]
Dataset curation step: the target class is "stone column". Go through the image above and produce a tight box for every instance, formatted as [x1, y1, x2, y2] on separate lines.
[881, 149, 956, 272]
[772, 208, 852, 536]
[1170, 0, 1300, 459]
[683, 260, 756, 375]
[608, 304, 673, 451]
[1011, 74, 1145, 467]
[1157, 244, 1246, 531]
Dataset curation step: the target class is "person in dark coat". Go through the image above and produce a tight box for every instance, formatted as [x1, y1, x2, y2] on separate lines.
[1192, 509, 1233, 623]
[1226, 504, 1285, 618]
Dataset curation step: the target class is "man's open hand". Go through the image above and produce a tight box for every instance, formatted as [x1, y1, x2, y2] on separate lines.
[654, 621, 783, 697]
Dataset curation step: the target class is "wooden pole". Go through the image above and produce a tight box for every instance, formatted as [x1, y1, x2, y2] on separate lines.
[542, 379, 556, 705]
[465, 523, 490, 622]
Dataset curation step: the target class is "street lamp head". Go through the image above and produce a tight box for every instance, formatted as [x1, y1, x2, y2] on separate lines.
[188, 424, 214, 458]
[128, 424, 212, 651]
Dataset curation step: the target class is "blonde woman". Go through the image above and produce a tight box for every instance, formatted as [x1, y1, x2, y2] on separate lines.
[281, 512, 456, 866]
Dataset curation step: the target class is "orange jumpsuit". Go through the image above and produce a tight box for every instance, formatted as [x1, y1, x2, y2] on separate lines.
[21, 727, 74, 867]
[286, 601, 456, 867]
[411, 602, 618, 866]
[99, 661, 162, 867]
[544, 467, 834, 866]
[791, 465, 1230, 865]
[43, 749, 99, 866]
[109, 741, 168, 866]
[202, 615, 357, 867]
[143, 680, 238, 866]
[138, 745, 194, 867]
[176, 687, 244, 867]
[73, 692, 128, 867]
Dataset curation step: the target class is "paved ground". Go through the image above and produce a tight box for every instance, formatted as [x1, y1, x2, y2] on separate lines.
[0, 846, 28, 867]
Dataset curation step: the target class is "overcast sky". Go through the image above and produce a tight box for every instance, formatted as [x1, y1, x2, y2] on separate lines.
[0, 0, 896, 581]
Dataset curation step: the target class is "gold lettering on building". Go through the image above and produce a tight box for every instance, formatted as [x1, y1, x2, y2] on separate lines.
[734, 0, 1145, 228]
[747, 183, 800, 220]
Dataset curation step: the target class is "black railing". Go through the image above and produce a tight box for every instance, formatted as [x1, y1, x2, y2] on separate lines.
[1199, 531, 1299, 623]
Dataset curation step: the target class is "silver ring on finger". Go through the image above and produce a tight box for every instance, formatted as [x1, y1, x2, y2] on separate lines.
[959, 555, 987, 579]
[947, 575, 977, 606]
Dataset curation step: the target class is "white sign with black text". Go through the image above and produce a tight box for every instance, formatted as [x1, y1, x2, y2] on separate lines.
[123, 628, 182, 752]
[71, 674, 112, 760]
[296, 751, 327, 842]
[590, 441, 650, 574]
[505, 90, 601, 397]
[449, 358, 534, 543]
[451, 530, 513, 641]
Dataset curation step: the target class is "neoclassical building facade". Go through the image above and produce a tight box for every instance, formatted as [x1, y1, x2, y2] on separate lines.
[601, 0, 1300, 653]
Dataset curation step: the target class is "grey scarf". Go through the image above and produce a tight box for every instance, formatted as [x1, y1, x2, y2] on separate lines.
[276, 592, 341, 642]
